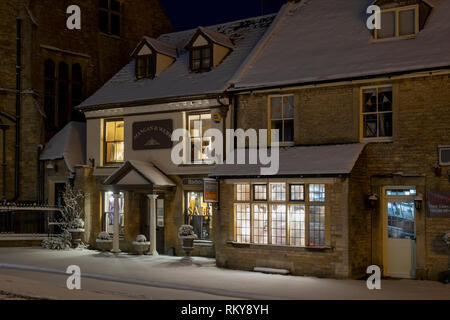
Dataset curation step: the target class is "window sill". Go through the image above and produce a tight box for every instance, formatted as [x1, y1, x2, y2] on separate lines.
[226, 241, 333, 252]
[96, 165, 122, 169]
[371, 34, 416, 43]
[99, 32, 122, 40]
[194, 240, 214, 248]
[361, 137, 393, 144]
[178, 163, 216, 167]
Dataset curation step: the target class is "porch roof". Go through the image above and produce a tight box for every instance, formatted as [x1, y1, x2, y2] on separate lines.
[103, 160, 176, 187]
[210, 143, 366, 178]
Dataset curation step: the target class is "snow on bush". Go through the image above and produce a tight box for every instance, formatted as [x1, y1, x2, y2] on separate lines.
[444, 231, 450, 246]
[41, 230, 72, 250]
[178, 225, 198, 239]
[135, 234, 147, 243]
[97, 232, 111, 241]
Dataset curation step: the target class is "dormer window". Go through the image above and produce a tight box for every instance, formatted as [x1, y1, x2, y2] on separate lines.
[191, 46, 212, 72]
[136, 54, 155, 79]
[376, 5, 418, 39]
[131, 37, 177, 79]
[186, 27, 234, 73]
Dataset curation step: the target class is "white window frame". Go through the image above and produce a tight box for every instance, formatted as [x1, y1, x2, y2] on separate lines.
[374, 5, 420, 41]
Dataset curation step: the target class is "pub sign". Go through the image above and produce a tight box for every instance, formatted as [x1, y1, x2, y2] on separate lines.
[132, 120, 173, 150]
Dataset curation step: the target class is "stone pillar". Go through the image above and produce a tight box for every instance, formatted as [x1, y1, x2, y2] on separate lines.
[147, 194, 159, 256]
[111, 192, 121, 254]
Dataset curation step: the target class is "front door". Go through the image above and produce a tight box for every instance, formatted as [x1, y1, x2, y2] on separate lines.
[384, 189, 416, 278]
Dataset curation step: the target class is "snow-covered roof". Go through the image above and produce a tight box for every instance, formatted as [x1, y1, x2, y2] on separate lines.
[103, 160, 175, 187]
[130, 36, 178, 58]
[195, 27, 235, 49]
[233, 0, 450, 90]
[210, 143, 366, 178]
[78, 14, 275, 110]
[40, 122, 86, 172]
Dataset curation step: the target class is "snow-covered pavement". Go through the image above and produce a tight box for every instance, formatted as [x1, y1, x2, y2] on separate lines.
[0, 247, 448, 300]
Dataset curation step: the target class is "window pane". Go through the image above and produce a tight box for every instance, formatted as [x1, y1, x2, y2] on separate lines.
[388, 202, 415, 239]
[283, 96, 294, 118]
[270, 183, 286, 201]
[236, 184, 250, 201]
[309, 206, 325, 246]
[363, 88, 377, 113]
[111, 0, 121, 12]
[284, 119, 294, 142]
[271, 120, 282, 139]
[99, 0, 109, 9]
[235, 204, 250, 243]
[105, 121, 116, 141]
[379, 113, 392, 137]
[290, 184, 305, 201]
[192, 48, 201, 59]
[271, 205, 286, 245]
[201, 57, 211, 69]
[253, 204, 268, 244]
[379, 11, 395, 38]
[111, 13, 120, 36]
[115, 121, 124, 141]
[378, 88, 392, 112]
[104, 191, 125, 234]
[186, 192, 212, 240]
[253, 185, 267, 201]
[270, 97, 282, 120]
[309, 184, 325, 202]
[399, 9, 415, 36]
[202, 47, 211, 58]
[364, 114, 378, 138]
[289, 205, 305, 247]
[99, 10, 109, 33]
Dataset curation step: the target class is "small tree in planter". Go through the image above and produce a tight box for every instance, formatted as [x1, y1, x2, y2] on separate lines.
[132, 234, 151, 255]
[61, 187, 86, 248]
[96, 232, 113, 252]
[178, 225, 198, 262]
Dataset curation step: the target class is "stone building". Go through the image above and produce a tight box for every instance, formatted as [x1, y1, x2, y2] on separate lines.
[0, 0, 172, 207]
[74, 15, 275, 255]
[211, 0, 450, 280]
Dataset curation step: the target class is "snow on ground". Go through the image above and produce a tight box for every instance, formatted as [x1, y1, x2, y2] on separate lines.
[0, 247, 448, 300]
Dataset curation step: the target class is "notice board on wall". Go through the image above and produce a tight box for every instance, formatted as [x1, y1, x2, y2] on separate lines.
[426, 191, 450, 218]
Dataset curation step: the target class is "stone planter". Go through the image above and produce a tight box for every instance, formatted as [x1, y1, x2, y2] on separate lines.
[180, 237, 196, 261]
[68, 229, 85, 248]
[96, 239, 113, 252]
[132, 241, 151, 255]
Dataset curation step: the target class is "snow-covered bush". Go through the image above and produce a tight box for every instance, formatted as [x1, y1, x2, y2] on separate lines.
[41, 230, 72, 250]
[135, 234, 148, 243]
[178, 225, 198, 239]
[97, 232, 111, 241]
[60, 187, 86, 231]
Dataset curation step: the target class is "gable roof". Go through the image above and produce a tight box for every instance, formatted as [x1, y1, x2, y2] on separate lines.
[103, 160, 175, 187]
[232, 0, 450, 91]
[40, 122, 86, 172]
[78, 14, 275, 110]
[130, 36, 178, 58]
[190, 26, 235, 49]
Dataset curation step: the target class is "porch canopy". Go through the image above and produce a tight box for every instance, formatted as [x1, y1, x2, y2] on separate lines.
[103, 160, 175, 191]
[102, 160, 175, 255]
[210, 143, 366, 178]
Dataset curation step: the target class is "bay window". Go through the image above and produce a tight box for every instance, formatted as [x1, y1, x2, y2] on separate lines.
[233, 182, 328, 247]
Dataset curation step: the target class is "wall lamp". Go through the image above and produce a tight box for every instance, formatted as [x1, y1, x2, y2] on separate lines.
[414, 194, 424, 210]
[366, 194, 378, 209]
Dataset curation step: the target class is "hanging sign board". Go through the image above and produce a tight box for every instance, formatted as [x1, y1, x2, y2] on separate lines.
[204, 178, 219, 203]
[132, 120, 173, 150]
[426, 191, 450, 218]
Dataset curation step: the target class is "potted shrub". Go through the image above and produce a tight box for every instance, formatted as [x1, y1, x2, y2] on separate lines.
[132, 234, 151, 255]
[178, 225, 198, 261]
[96, 232, 113, 252]
[67, 218, 85, 248]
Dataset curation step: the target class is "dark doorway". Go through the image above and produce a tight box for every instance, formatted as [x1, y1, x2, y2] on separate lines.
[55, 183, 66, 207]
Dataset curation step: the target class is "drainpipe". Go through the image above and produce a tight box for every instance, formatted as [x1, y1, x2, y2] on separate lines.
[13, 18, 22, 201]
[37, 145, 43, 203]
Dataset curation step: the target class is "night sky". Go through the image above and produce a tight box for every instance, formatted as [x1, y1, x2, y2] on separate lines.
[159, 0, 286, 31]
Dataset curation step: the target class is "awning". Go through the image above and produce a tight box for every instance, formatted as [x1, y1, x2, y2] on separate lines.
[210, 143, 366, 178]
[103, 160, 176, 188]
[40, 122, 86, 172]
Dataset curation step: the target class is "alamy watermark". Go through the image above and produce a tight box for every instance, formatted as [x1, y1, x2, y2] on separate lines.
[66, 265, 81, 290]
[171, 126, 280, 176]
